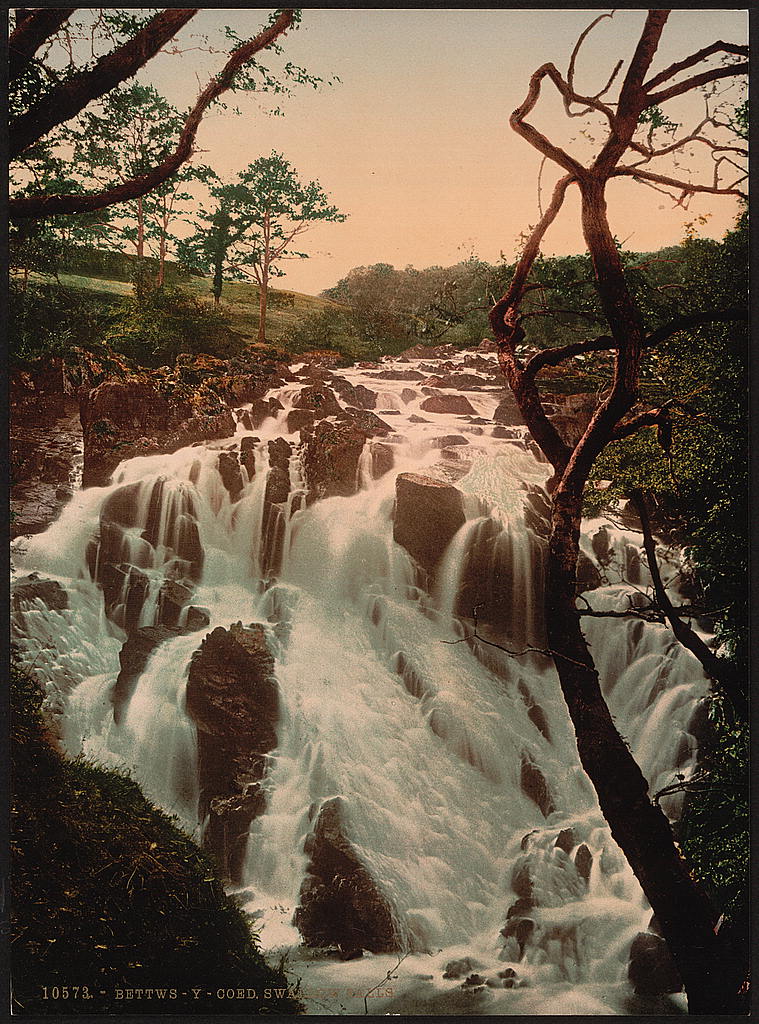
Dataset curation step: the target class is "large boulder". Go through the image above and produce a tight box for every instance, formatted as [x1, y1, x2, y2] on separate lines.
[493, 392, 525, 426]
[330, 376, 378, 410]
[393, 473, 466, 574]
[11, 574, 69, 613]
[291, 383, 342, 418]
[293, 796, 399, 954]
[419, 394, 476, 416]
[301, 420, 368, 502]
[186, 623, 279, 882]
[261, 439, 293, 576]
[80, 378, 235, 488]
[399, 343, 458, 361]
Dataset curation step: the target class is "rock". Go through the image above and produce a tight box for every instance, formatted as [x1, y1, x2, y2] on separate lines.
[401, 388, 417, 404]
[628, 931, 682, 998]
[576, 551, 603, 593]
[520, 755, 555, 817]
[393, 473, 466, 574]
[419, 394, 476, 416]
[294, 796, 399, 954]
[369, 369, 426, 381]
[11, 575, 68, 613]
[492, 425, 522, 439]
[157, 578, 194, 627]
[261, 440, 292, 576]
[523, 485, 552, 540]
[462, 974, 486, 988]
[301, 420, 368, 502]
[409, 414, 429, 423]
[442, 957, 482, 980]
[186, 623, 279, 882]
[217, 450, 243, 501]
[292, 383, 342, 418]
[112, 625, 189, 723]
[555, 828, 576, 854]
[338, 407, 394, 437]
[371, 442, 395, 479]
[287, 408, 316, 433]
[430, 435, 469, 449]
[501, 917, 535, 958]
[239, 435, 258, 477]
[574, 843, 593, 883]
[548, 394, 597, 446]
[399, 343, 458, 361]
[247, 396, 283, 429]
[186, 606, 211, 631]
[493, 393, 525, 426]
[330, 377, 378, 410]
[477, 338, 497, 352]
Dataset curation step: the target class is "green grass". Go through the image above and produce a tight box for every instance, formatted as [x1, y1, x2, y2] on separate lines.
[10, 663, 303, 1016]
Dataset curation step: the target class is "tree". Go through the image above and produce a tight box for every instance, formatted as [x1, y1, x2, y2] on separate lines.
[486, 10, 747, 1012]
[181, 153, 346, 341]
[9, 8, 297, 218]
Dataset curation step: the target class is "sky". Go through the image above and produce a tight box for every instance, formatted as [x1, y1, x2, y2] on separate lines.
[141, 8, 748, 295]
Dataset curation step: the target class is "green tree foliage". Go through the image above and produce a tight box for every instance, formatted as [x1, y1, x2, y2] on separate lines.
[180, 153, 346, 341]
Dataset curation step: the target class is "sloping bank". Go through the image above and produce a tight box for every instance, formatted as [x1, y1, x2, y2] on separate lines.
[10, 663, 303, 1016]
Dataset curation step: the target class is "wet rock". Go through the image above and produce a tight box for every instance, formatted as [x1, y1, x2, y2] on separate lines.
[576, 551, 603, 593]
[430, 434, 469, 449]
[287, 408, 316, 433]
[462, 974, 486, 988]
[493, 393, 525, 426]
[523, 485, 552, 539]
[477, 338, 497, 352]
[419, 394, 476, 416]
[292, 383, 342, 418]
[399, 343, 458, 361]
[338, 407, 394, 437]
[628, 931, 682, 998]
[369, 369, 426, 381]
[548, 394, 597, 447]
[301, 420, 368, 502]
[371, 442, 395, 479]
[186, 623, 279, 882]
[247, 396, 283, 429]
[261, 440, 292, 576]
[186, 605, 211, 631]
[393, 473, 466, 574]
[442, 957, 482, 980]
[330, 376, 378, 410]
[294, 796, 399, 954]
[112, 625, 189, 723]
[492, 425, 522, 439]
[239, 436, 258, 477]
[401, 388, 417, 404]
[574, 843, 593, 882]
[520, 755, 555, 817]
[217, 450, 243, 501]
[157, 578, 194, 627]
[123, 566, 149, 632]
[11, 575, 69, 613]
[502, 917, 536, 958]
[409, 414, 429, 423]
[555, 828, 576, 854]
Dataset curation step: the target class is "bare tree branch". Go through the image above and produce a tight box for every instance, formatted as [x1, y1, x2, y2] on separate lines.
[646, 61, 749, 107]
[614, 165, 747, 201]
[643, 39, 749, 92]
[10, 9, 199, 160]
[8, 6, 77, 82]
[10, 10, 295, 218]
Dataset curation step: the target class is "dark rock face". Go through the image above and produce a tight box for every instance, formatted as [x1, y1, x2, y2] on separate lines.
[112, 625, 189, 723]
[574, 843, 593, 882]
[493, 393, 525, 426]
[11, 401, 82, 538]
[217, 451, 243, 502]
[294, 796, 399, 954]
[370, 442, 395, 480]
[393, 473, 466, 574]
[576, 551, 603, 593]
[430, 434, 469, 449]
[330, 376, 378, 410]
[419, 394, 476, 416]
[292, 384, 342, 418]
[520, 755, 555, 817]
[628, 931, 683, 999]
[546, 393, 597, 447]
[399, 343, 458, 361]
[301, 420, 368, 502]
[186, 623, 279, 883]
[80, 379, 236, 488]
[11, 574, 69, 613]
[339, 407, 393, 437]
[369, 369, 426, 381]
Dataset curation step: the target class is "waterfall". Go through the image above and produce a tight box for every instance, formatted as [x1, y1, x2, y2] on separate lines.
[11, 347, 708, 1014]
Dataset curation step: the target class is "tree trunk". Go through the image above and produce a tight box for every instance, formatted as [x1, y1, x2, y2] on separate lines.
[211, 210, 230, 308]
[545, 483, 741, 1013]
[257, 266, 268, 343]
[158, 226, 167, 288]
[136, 196, 145, 261]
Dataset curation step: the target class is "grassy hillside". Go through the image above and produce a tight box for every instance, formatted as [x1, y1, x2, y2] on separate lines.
[10, 663, 303, 1016]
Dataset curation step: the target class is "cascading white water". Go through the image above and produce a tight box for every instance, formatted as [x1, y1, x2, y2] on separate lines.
[11, 348, 708, 1014]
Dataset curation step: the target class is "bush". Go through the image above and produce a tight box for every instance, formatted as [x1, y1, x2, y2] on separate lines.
[103, 285, 245, 368]
[10, 662, 303, 1015]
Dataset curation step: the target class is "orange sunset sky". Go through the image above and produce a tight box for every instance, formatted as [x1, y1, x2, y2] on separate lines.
[141, 8, 747, 295]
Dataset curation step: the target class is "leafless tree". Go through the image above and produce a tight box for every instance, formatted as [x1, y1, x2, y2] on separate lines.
[488, 9, 747, 1013]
